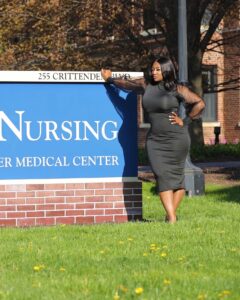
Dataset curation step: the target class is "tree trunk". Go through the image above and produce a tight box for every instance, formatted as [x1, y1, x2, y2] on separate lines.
[188, 49, 205, 146]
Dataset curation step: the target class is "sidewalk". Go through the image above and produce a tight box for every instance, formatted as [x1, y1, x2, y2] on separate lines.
[194, 161, 240, 169]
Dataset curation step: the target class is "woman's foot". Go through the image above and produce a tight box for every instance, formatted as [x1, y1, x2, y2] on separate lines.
[165, 215, 177, 223]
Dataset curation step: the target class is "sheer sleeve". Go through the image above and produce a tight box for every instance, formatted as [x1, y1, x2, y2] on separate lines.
[107, 76, 146, 94]
[177, 84, 205, 119]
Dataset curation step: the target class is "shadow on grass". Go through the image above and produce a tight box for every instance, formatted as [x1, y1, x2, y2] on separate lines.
[150, 185, 158, 195]
[206, 185, 240, 204]
[148, 181, 240, 205]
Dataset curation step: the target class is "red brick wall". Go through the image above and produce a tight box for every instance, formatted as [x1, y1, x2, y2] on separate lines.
[0, 181, 142, 227]
[202, 126, 216, 145]
[222, 28, 240, 143]
[202, 22, 240, 144]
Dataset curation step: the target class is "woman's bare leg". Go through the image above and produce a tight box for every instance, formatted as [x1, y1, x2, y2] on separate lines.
[173, 188, 185, 212]
[159, 190, 176, 223]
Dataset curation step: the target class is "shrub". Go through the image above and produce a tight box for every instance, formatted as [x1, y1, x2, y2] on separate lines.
[138, 143, 240, 164]
[190, 143, 240, 162]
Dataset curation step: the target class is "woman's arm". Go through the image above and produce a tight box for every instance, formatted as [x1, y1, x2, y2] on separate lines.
[101, 69, 146, 94]
[177, 85, 205, 120]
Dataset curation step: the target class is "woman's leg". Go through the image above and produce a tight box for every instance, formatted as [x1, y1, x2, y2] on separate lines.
[159, 190, 176, 223]
[173, 188, 185, 212]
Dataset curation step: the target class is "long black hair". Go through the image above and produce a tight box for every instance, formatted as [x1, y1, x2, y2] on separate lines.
[149, 56, 177, 91]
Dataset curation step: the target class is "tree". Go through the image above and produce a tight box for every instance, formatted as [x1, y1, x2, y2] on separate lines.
[0, 0, 239, 144]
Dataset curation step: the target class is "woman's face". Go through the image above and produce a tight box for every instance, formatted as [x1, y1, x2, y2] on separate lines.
[151, 61, 163, 82]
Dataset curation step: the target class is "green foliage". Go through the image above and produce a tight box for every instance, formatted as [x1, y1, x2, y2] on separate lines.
[138, 147, 149, 165]
[190, 143, 240, 162]
[0, 183, 239, 299]
[138, 143, 240, 165]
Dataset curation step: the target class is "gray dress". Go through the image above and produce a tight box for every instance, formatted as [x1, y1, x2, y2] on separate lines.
[142, 82, 190, 192]
[108, 77, 205, 193]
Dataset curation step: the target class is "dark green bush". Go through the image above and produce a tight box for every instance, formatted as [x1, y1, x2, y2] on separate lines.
[138, 148, 149, 165]
[190, 143, 240, 162]
[138, 143, 240, 165]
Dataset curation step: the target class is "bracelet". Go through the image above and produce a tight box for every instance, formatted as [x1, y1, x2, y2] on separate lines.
[183, 116, 192, 126]
[106, 77, 114, 84]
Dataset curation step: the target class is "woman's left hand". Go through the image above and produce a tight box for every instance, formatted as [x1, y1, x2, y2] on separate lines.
[169, 112, 183, 127]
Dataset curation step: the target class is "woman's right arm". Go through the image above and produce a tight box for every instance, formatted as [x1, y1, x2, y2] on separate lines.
[101, 68, 146, 94]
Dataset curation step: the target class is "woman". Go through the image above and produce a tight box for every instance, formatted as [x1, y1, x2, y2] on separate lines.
[101, 56, 205, 223]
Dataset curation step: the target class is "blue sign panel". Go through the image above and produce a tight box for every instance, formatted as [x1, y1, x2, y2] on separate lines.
[0, 83, 137, 180]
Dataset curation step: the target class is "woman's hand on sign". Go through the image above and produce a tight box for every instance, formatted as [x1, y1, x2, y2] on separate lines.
[101, 68, 112, 81]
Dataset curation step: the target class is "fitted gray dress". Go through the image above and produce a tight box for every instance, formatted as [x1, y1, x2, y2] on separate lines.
[108, 77, 204, 192]
[142, 82, 190, 192]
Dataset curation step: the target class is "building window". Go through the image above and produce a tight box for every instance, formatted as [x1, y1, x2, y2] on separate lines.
[202, 65, 217, 122]
[142, 0, 161, 34]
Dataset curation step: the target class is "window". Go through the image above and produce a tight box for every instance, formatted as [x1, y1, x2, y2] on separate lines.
[142, 0, 161, 34]
[202, 65, 217, 122]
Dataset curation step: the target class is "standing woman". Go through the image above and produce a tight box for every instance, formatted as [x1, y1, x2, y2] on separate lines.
[101, 56, 205, 223]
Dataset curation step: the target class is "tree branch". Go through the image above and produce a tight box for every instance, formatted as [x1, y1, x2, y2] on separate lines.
[200, 0, 238, 52]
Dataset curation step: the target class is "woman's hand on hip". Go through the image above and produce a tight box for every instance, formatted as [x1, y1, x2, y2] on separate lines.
[169, 112, 183, 127]
[101, 68, 112, 81]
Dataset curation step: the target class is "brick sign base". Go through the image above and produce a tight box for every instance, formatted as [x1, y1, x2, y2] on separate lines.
[0, 181, 142, 227]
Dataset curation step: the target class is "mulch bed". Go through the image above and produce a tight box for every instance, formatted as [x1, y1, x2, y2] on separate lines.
[138, 167, 240, 186]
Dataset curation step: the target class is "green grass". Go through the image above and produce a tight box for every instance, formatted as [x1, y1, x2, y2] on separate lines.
[0, 183, 240, 300]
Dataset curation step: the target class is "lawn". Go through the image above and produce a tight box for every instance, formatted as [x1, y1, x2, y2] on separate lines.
[0, 183, 239, 300]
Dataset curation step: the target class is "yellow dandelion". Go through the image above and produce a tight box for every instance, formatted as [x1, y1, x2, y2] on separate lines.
[230, 248, 237, 252]
[33, 264, 45, 272]
[218, 290, 231, 298]
[118, 241, 124, 245]
[222, 290, 231, 295]
[198, 293, 207, 300]
[59, 267, 66, 272]
[178, 257, 184, 262]
[119, 285, 128, 293]
[60, 224, 66, 227]
[135, 287, 144, 295]
[99, 250, 105, 254]
[113, 292, 120, 300]
[143, 252, 148, 257]
[160, 252, 167, 257]
[128, 238, 133, 241]
[32, 281, 41, 288]
[150, 244, 157, 252]
[33, 265, 41, 272]
[163, 279, 171, 285]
